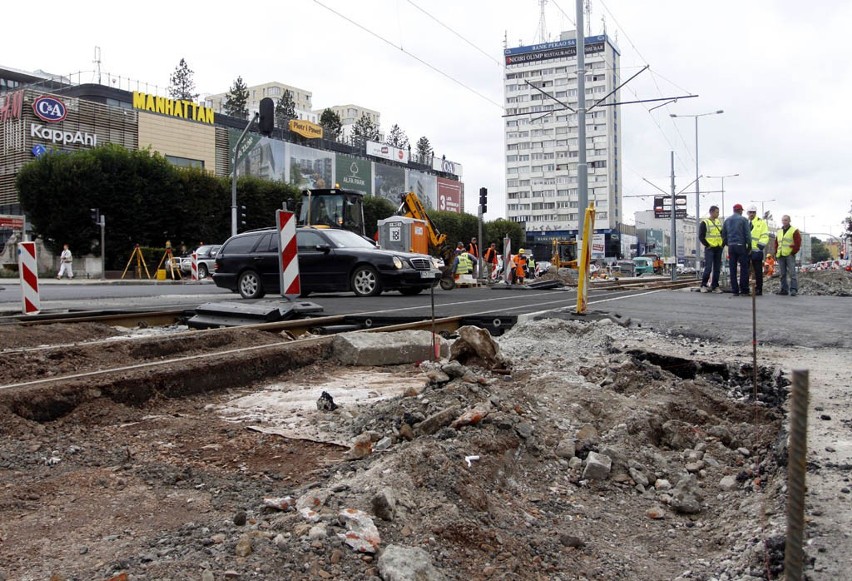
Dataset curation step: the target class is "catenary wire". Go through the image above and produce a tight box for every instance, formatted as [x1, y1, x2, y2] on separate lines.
[407, 0, 503, 67]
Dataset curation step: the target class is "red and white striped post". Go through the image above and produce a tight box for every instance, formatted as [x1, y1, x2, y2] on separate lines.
[276, 209, 300, 299]
[17, 241, 40, 315]
[190, 252, 198, 281]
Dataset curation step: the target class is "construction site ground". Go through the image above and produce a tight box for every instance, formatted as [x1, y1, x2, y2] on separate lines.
[0, 270, 850, 581]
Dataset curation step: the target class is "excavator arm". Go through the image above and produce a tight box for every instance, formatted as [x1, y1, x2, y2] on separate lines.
[397, 192, 447, 251]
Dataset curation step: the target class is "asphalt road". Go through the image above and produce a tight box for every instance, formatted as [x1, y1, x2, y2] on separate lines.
[1, 278, 848, 350]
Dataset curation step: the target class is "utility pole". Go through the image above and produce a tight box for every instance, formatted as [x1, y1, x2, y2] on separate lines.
[231, 112, 259, 237]
[576, 0, 588, 243]
[99, 214, 106, 280]
[670, 151, 677, 281]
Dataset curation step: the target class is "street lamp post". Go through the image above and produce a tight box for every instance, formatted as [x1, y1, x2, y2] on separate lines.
[671, 110, 724, 272]
[706, 173, 740, 219]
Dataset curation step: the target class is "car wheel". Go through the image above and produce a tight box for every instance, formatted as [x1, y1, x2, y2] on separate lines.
[351, 265, 382, 297]
[198, 263, 209, 278]
[399, 287, 424, 296]
[238, 270, 265, 299]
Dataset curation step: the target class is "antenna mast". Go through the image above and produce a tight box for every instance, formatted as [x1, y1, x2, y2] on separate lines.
[93, 46, 102, 84]
[537, 0, 548, 43]
[584, 0, 592, 37]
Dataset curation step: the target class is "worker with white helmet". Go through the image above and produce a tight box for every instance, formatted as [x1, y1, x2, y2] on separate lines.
[747, 204, 770, 296]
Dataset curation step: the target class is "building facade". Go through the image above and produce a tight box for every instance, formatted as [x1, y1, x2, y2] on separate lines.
[205, 81, 317, 123]
[503, 31, 622, 253]
[319, 104, 381, 140]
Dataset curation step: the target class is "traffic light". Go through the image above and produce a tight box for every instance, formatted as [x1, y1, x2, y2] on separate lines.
[479, 187, 487, 213]
[259, 98, 274, 136]
[239, 205, 247, 226]
[90, 208, 100, 224]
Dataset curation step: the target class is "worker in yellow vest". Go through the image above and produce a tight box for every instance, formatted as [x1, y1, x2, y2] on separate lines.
[773, 215, 801, 296]
[453, 249, 474, 278]
[698, 205, 724, 293]
[747, 205, 770, 295]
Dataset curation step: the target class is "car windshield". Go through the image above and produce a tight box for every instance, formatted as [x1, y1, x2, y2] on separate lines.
[321, 229, 377, 249]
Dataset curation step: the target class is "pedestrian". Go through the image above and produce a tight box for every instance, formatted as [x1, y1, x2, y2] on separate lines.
[468, 237, 480, 278]
[747, 205, 769, 295]
[774, 214, 801, 296]
[57, 243, 73, 279]
[483, 242, 498, 281]
[721, 203, 752, 296]
[698, 205, 724, 293]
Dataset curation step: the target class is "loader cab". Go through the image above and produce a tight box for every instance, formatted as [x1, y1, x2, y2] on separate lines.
[297, 188, 366, 236]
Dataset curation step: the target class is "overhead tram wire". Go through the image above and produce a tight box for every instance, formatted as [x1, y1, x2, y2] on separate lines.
[314, 0, 503, 109]
[406, 0, 503, 68]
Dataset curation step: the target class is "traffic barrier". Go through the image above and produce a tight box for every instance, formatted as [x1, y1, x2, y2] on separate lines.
[191, 252, 198, 281]
[17, 241, 40, 315]
[276, 209, 301, 299]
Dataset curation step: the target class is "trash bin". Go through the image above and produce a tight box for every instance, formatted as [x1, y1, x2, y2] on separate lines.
[156, 269, 167, 280]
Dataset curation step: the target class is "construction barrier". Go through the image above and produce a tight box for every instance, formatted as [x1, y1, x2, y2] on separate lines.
[17, 241, 40, 315]
[276, 209, 301, 299]
[191, 252, 198, 281]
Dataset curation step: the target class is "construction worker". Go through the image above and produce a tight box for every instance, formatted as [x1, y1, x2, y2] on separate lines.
[721, 203, 752, 297]
[764, 253, 776, 277]
[512, 248, 528, 285]
[698, 205, 724, 293]
[483, 242, 498, 281]
[526, 253, 536, 279]
[453, 249, 474, 278]
[747, 205, 770, 295]
[774, 215, 801, 296]
[468, 237, 480, 278]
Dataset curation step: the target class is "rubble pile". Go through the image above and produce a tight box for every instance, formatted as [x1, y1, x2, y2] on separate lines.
[763, 269, 852, 296]
[0, 319, 796, 580]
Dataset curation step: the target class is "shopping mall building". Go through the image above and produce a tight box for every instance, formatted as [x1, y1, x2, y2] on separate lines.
[0, 72, 464, 246]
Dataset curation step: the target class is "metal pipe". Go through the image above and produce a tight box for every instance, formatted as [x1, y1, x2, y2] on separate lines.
[784, 369, 809, 581]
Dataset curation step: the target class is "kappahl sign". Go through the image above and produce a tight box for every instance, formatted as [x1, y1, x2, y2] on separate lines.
[31, 124, 98, 146]
[32, 96, 67, 123]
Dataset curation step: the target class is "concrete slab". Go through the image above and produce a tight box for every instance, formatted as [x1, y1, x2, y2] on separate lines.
[332, 330, 449, 366]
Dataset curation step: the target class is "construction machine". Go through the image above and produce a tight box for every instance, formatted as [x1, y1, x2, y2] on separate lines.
[385, 192, 456, 289]
[551, 239, 578, 269]
[297, 188, 366, 236]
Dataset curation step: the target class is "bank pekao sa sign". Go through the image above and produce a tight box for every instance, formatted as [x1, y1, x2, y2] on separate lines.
[32, 96, 67, 123]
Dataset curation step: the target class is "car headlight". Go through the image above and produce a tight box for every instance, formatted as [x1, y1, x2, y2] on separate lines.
[431, 257, 442, 269]
[392, 256, 404, 269]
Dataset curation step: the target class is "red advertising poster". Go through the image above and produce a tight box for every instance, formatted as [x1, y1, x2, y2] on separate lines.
[437, 178, 463, 214]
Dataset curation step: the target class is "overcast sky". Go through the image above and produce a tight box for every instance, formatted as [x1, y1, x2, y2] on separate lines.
[4, 0, 851, 239]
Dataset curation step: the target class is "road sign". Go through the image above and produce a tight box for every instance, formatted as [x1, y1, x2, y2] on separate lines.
[653, 195, 687, 219]
[276, 210, 301, 299]
[17, 241, 40, 315]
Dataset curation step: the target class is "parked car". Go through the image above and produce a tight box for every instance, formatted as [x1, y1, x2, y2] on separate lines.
[213, 227, 441, 299]
[613, 260, 636, 277]
[193, 244, 221, 278]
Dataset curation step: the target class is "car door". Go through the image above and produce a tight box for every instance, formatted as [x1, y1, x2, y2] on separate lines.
[254, 232, 282, 292]
[296, 230, 332, 291]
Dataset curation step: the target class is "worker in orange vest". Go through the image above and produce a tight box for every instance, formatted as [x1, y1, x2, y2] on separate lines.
[763, 253, 776, 277]
[512, 248, 528, 285]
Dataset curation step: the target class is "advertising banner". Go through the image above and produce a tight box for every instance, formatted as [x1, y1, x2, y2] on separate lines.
[289, 119, 323, 139]
[432, 156, 464, 177]
[243, 137, 285, 182]
[591, 233, 606, 259]
[374, 163, 406, 205]
[335, 154, 372, 194]
[653, 195, 687, 219]
[287, 143, 334, 189]
[437, 177, 463, 214]
[406, 170, 437, 210]
[366, 141, 409, 164]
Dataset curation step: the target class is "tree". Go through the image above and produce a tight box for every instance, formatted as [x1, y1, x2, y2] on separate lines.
[168, 58, 198, 101]
[224, 76, 249, 119]
[415, 136, 433, 164]
[275, 90, 297, 128]
[363, 195, 396, 240]
[810, 237, 831, 262]
[319, 109, 343, 141]
[352, 113, 380, 143]
[386, 124, 409, 149]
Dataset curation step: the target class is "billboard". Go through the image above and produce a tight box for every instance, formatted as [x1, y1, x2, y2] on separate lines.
[432, 156, 464, 177]
[335, 154, 372, 194]
[407, 169, 437, 210]
[366, 140, 409, 164]
[374, 163, 406, 206]
[288, 143, 333, 189]
[437, 177, 463, 214]
[653, 195, 687, 219]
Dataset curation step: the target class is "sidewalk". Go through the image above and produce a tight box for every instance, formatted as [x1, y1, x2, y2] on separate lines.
[1, 276, 215, 286]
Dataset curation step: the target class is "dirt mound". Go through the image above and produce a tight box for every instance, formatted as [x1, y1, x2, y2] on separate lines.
[764, 269, 852, 296]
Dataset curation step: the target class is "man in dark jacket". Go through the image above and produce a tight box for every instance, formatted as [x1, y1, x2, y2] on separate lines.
[721, 203, 752, 296]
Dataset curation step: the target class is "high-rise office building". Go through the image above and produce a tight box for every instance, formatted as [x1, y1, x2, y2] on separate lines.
[503, 31, 622, 248]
